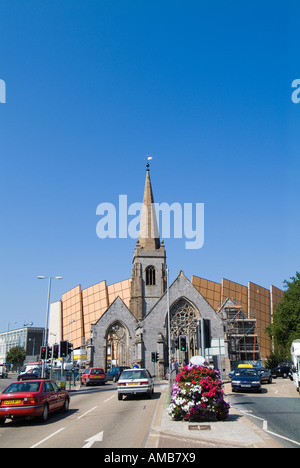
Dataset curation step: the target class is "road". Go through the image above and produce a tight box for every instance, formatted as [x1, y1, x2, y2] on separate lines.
[0, 377, 164, 448]
[1, 374, 300, 448]
[228, 376, 300, 448]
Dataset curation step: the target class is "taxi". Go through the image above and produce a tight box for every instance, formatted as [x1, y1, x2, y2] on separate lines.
[231, 366, 261, 393]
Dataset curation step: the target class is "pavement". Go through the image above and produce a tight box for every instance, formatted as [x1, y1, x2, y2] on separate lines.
[145, 382, 284, 449]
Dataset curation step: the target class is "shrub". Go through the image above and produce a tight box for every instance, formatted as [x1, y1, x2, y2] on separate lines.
[168, 364, 230, 422]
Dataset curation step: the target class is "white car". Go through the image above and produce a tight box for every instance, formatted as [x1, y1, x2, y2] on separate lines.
[117, 368, 155, 400]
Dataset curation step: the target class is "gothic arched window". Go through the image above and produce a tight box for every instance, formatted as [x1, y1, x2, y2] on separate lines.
[146, 266, 156, 286]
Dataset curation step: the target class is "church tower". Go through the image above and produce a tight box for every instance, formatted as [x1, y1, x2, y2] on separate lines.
[129, 164, 167, 321]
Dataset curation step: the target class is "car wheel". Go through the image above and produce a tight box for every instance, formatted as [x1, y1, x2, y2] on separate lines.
[118, 393, 123, 400]
[41, 404, 49, 422]
[61, 398, 70, 413]
[0, 418, 6, 425]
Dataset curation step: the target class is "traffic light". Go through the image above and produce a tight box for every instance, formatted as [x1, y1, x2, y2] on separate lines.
[60, 340, 68, 358]
[156, 352, 159, 362]
[68, 342, 73, 355]
[40, 346, 47, 360]
[179, 335, 187, 352]
[47, 347, 52, 359]
[203, 319, 211, 349]
[151, 352, 156, 362]
[196, 319, 211, 350]
[52, 344, 59, 359]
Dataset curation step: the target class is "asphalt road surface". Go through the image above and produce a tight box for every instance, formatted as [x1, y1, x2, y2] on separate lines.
[228, 376, 300, 448]
[0, 379, 163, 448]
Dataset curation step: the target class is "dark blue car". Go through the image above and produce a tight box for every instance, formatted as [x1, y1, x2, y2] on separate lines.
[231, 367, 261, 393]
[106, 366, 130, 382]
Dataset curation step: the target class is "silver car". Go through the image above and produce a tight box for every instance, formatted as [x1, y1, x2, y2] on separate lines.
[257, 367, 272, 384]
[117, 368, 155, 400]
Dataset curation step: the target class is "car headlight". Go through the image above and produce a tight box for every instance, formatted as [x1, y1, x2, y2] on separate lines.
[233, 381, 241, 384]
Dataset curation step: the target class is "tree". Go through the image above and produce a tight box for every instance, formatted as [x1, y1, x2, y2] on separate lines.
[6, 346, 26, 370]
[266, 272, 300, 357]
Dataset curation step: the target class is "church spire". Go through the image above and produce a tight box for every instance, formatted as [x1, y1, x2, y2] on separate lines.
[138, 164, 160, 250]
[129, 163, 167, 321]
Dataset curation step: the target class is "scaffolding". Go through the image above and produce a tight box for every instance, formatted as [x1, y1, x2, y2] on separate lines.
[217, 299, 260, 364]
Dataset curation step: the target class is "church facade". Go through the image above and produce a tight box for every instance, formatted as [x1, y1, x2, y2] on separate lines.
[49, 167, 284, 375]
[90, 168, 226, 378]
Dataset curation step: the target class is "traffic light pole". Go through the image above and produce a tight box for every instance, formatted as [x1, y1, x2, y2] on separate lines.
[200, 319, 205, 358]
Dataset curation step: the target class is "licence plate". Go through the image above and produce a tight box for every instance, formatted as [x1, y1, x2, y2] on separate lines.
[128, 383, 137, 386]
[241, 385, 251, 388]
[3, 399, 21, 405]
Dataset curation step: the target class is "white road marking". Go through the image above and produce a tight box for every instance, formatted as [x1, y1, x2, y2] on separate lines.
[82, 430, 104, 448]
[30, 427, 65, 448]
[104, 395, 115, 403]
[77, 406, 98, 420]
[241, 410, 300, 447]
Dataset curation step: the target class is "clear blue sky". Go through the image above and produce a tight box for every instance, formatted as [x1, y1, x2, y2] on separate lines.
[0, 0, 299, 333]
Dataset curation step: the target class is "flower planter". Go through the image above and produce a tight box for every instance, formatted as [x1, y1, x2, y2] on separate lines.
[168, 364, 230, 422]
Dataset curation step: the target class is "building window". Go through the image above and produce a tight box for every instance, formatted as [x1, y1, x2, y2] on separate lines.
[146, 266, 156, 286]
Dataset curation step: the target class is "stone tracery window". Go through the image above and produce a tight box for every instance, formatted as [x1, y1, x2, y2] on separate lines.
[106, 322, 128, 367]
[170, 298, 198, 338]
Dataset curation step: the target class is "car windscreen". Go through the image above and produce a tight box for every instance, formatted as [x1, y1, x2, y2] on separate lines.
[91, 369, 105, 375]
[120, 370, 147, 380]
[234, 369, 259, 377]
[2, 381, 42, 393]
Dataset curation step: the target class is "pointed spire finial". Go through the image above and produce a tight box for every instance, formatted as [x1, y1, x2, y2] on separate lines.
[145, 155, 152, 171]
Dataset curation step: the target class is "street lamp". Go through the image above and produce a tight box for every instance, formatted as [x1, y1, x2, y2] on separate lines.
[38, 275, 63, 377]
[23, 322, 33, 327]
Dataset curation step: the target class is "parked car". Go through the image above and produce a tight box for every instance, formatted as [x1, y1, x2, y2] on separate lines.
[106, 366, 131, 382]
[231, 367, 261, 393]
[256, 367, 272, 384]
[117, 368, 155, 400]
[0, 379, 70, 424]
[271, 365, 291, 379]
[81, 367, 106, 386]
[18, 367, 50, 381]
[0, 364, 8, 379]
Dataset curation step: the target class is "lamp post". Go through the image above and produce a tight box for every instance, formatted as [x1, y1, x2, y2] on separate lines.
[38, 275, 63, 377]
[68, 319, 75, 341]
[6, 322, 17, 358]
[167, 268, 171, 390]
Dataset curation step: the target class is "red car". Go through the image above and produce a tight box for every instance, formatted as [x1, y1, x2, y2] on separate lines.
[0, 379, 70, 424]
[81, 367, 106, 386]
